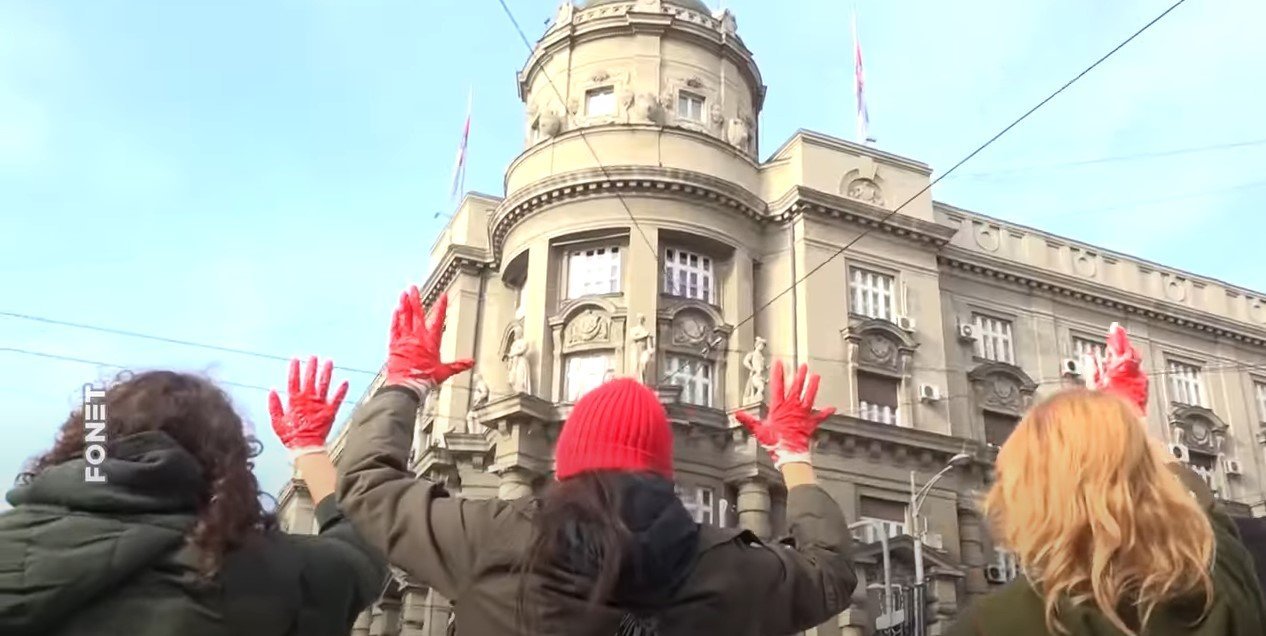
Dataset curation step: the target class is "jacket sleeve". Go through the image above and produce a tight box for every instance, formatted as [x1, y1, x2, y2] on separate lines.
[295, 495, 391, 624]
[335, 386, 510, 599]
[753, 484, 859, 634]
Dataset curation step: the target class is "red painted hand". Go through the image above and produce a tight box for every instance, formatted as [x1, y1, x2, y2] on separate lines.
[734, 360, 836, 468]
[1088, 322, 1148, 414]
[386, 286, 474, 396]
[268, 356, 350, 458]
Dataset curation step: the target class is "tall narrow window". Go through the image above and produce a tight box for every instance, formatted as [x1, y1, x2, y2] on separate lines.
[564, 353, 611, 402]
[665, 354, 714, 407]
[1255, 382, 1266, 423]
[677, 91, 705, 122]
[857, 372, 899, 426]
[850, 268, 895, 321]
[1167, 360, 1205, 407]
[585, 86, 615, 116]
[675, 485, 715, 524]
[984, 412, 1020, 448]
[1072, 337, 1105, 362]
[855, 496, 908, 544]
[1188, 450, 1217, 492]
[566, 246, 621, 298]
[973, 314, 1015, 364]
[663, 248, 714, 303]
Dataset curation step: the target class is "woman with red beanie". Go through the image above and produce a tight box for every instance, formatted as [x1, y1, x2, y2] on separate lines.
[338, 286, 858, 635]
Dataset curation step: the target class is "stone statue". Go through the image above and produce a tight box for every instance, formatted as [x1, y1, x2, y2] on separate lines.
[726, 116, 752, 153]
[506, 336, 532, 395]
[411, 391, 438, 458]
[709, 103, 725, 131]
[627, 93, 665, 125]
[629, 314, 655, 385]
[538, 110, 563, 138]
[552, 0, 574, 27]
[742, 337, 768, 403]
[715, 9, 738, 35]
[465, 373, 490, 434]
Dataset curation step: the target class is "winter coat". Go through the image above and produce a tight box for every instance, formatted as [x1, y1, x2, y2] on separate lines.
[1231, 515, 1266, 601]
[337, 386, 859, 636]
[946, 464, 1266, 636]
[0, 430, 388, 636]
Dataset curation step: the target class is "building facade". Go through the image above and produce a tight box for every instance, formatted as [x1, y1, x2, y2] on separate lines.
[276, 1, 1266, 634]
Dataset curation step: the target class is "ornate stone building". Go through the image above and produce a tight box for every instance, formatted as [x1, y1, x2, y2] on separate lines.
[276, 1, 1266, 634]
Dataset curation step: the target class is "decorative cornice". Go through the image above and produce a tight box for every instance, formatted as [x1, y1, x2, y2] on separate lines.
[939, 248, 1266, 349]
[419, 243, 493, 307]
[774, 185, 957, 248]
[490, 165, 768, 259]
[768, 129, 933, 176]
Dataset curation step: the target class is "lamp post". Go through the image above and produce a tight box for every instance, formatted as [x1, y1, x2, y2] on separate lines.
[909, 453, 972, 586]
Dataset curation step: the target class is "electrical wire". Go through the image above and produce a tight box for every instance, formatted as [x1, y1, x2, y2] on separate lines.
[951, 137, 1266, 180]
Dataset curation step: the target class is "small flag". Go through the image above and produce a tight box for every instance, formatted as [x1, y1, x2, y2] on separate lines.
[450, 88, 473, 200]
[852, 10, 874, 144]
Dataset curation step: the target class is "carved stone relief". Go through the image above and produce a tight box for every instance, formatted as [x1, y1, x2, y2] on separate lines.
[564, 308, 611, 346]
[1170, 405, 1227, 455]
[1073, 250, 1097, 277]
[974, 223, 1001, 253]
[858, 332, 900, 371]
[967, 362, 1038, 416]
[671, 309, 713, 347]
[845, 178, 885, 207]
[709, 103, 725, 131]
[551, 0, 574, 28]
[625, 92, 665, 124]
[725, 116, 753, 154]
[538, 111, 563, 138]
[1165, 277, 1188, 302]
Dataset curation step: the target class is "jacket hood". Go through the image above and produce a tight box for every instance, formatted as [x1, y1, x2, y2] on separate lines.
[556, 473, 700, 609]
[0, 432, 203, 633]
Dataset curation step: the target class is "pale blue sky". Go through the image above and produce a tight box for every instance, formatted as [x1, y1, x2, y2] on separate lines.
[2, 0, 1264, 503]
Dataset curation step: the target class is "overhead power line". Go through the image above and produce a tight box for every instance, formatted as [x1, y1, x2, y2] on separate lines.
[953, 137, 1266, 180]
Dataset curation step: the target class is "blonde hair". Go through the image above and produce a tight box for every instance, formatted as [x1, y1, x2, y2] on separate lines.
[983, 388, 1214, 635]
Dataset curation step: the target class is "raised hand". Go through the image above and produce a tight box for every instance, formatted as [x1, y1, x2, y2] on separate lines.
[386, 286, 474, 396]
[1086, 322, 1148, 414]
[268, 356, 350, 459]
[734, 360, 836, 468]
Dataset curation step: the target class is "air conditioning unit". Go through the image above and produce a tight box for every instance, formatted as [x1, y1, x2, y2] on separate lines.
[1167, 442, 1190, 463]
[1224, 459, 1243, 476]
[895, 315, 916, 332]
[919, 384, 942, 402]
[1061, 358, 1082, 376]
[957, 323, 977, 341]
[984, 565, 1007, 584]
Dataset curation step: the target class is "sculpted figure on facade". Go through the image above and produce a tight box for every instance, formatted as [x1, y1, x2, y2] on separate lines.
[464, 373, 490, 434]
[629, 313, 656, 385]
[726, 116, 752, 154]
[628, 93, 665, 125]
[506, 335, 532, 395]
[552, 0, 574, 27]
[742, 336, 768, 403]
[846, 178, 885, 207]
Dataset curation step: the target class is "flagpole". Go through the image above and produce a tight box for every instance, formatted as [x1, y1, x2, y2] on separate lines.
[459, 87, 472, 198]
[851, 7, 875, 145]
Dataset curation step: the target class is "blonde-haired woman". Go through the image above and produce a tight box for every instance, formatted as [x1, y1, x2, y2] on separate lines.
[948, 325, 1266, 636]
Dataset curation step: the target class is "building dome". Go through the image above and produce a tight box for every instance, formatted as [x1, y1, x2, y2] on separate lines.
[580, 0, 714, 14]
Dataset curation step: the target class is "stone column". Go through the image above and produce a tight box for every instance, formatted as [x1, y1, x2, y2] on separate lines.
[399, 587, 428, 636]
[737, 479, 772, 540]
[423, 589, 454, 636]
[351, 610, 371, 636]
[497, 466, 535, 500]
[957, 508, 989, 605]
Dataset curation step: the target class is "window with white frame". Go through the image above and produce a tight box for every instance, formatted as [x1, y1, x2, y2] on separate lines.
[566, 246, 621, 298]
[1254, 382, 1266, 423]
[585, 86, 615, 116]
[849, 268, 895, 321]
[675, 485, 714, 524]
[857, 372, 899, 426]
[665, 354, 714, 407]
[854, 497, 907, 544]
[663, 248, 714, 303]
[1072, 337, 1105, 362]
[564, 353, 611, 402]
[994, 549, 1020, 582]
[973, 314, 1015, 364]
[1167, 359, 1205, 407]
[677, 91, 705, 122]
[1188, 450, 1217, 492]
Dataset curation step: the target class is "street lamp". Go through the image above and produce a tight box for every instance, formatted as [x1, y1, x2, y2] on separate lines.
[909, 452, 972, 586]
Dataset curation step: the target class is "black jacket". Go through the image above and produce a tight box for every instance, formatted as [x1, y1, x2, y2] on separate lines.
[0, 431, 387, 636]
[337, 387, 859, 635]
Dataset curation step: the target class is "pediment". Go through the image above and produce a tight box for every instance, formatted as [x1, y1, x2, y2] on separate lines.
[1170, 404, 1228, 455]
[968, 362, 1038, 416]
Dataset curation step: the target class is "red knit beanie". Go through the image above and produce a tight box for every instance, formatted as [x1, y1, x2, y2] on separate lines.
[554, 378, 673, 480]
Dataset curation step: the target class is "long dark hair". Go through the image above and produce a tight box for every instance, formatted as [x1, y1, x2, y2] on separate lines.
[517, 471, 634, 627]
[19, 370, 277, 577]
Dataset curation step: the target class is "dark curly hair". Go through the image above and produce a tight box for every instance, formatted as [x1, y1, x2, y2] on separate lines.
[19, 370, 277, 577]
